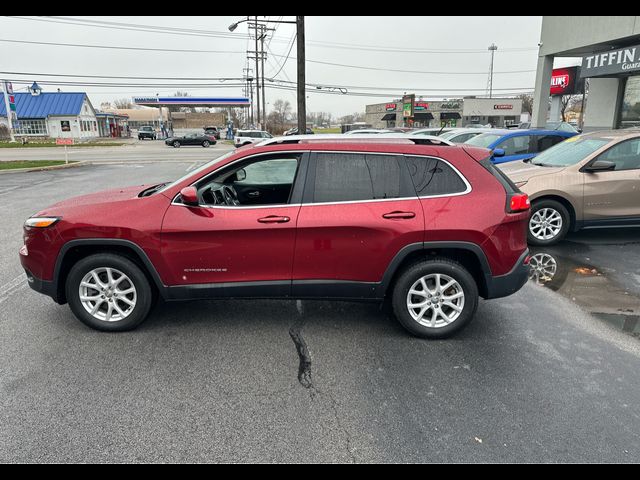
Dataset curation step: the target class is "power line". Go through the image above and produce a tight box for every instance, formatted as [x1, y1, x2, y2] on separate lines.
[0, 38, 245, 54]
[268, 33, 297, 79]
[1, 71, 534, 92]
[4, 17, 538, 55]
[0, 38, 535, 75]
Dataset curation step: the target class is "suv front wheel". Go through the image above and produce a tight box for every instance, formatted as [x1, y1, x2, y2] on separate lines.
[392, 259, 479, 339]
[65, 253, 154, 331]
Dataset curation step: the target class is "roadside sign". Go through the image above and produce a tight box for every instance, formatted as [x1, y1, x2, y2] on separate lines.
[5, 82, 13, 94]
[56, 138, 73, 164]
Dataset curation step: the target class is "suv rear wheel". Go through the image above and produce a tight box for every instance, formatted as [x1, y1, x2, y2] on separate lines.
[65, 253, 153, 331]
[392, 259, 479, 339]
[528, 199, 570, 246]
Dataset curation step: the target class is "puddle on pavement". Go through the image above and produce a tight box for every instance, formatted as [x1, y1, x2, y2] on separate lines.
[528, 244, 640, 337]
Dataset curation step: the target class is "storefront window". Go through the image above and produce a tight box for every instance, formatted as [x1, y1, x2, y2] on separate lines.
[15, 119, 47, 136]
[619, 75, 640, 128]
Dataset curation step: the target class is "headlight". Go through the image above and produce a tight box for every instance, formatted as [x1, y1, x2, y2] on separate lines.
[514, 181, 528, 188]
[24, 217, 60, 229]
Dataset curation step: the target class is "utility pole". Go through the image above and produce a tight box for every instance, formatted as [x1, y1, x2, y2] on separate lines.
[487, 43, 498, 99]
[259, 24, 267, 130]
[253, 16, 261, 129]
[296, 16, 306, 135]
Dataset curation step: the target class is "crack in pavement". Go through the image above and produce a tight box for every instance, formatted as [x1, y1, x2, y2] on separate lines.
[288, 300, 357, 463]
[289, 300, 313, 390]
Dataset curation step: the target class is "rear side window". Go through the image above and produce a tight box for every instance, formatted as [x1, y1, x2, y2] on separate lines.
[531, 134, 565, 153]
[312, 153, 411, 203]
[405, 156, 468, 196]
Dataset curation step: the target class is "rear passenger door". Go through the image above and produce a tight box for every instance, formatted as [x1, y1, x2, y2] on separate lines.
[292, 152, 424, 296]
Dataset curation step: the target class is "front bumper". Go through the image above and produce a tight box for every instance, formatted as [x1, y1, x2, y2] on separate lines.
[23, 268, 60, 303]
[484, 249, 530, 299]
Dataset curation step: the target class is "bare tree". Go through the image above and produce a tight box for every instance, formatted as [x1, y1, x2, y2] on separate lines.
[266, 99, 292, 133]
[518, 93, 533, 115]
[169, 91, 193, 113]
[560, 95, 582, 121]
[113, 98, 132, 109]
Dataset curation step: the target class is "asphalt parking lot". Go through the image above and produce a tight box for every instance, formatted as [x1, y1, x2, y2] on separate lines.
[1, 158, 639, 463]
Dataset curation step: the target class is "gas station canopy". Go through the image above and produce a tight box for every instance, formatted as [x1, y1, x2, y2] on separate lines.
[133, 97, 251, 108]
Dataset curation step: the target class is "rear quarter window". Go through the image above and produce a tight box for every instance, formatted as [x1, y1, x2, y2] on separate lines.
[405, 156, 468, 196]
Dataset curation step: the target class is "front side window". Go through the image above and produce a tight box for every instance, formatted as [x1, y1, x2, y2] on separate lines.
[498, 135, 530, 156]
[405, 156, 468, 196]
[597, 138, 640, 171]
[237, 159, 298, 185]
[196, 153, 302, 206]
[312, 153, 409, 203]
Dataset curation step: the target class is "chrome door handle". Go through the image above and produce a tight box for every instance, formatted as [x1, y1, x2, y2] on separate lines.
[258, 215, 290, 224]
[382, 211, 416, 219]
[247, 191, 261, 197]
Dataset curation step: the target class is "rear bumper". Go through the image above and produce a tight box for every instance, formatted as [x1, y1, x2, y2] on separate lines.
[484, 249, 530, 299]
[23, 268, 60, 303]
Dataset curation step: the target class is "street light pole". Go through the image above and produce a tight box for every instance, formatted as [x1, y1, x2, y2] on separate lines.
[488, 43, 498, 99]
[296, 16, 305, 135]
[254, 16, 261, 129]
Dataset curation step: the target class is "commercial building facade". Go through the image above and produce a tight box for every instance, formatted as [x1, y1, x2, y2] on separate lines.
[366, 97, 521, 128]
[0, 90, 99, 140]
[532, 16, 640, 131]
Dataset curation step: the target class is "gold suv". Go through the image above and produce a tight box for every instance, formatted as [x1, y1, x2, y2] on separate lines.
[500, 130, 640, 245]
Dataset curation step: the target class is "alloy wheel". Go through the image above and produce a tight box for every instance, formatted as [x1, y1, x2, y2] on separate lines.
[530, 208, 563, 241]
[79, 267, 137, 322]
[406, 273, 465, 328]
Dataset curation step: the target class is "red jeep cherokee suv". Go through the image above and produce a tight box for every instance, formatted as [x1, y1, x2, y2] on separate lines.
[19, 135, 530, 338]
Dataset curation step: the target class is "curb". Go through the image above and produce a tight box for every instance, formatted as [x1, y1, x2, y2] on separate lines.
[0, 161, 84, 175]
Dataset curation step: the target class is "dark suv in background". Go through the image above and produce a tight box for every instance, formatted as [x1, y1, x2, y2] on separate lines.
[137, 126, 156, 140]
[20, 135, 530, 339]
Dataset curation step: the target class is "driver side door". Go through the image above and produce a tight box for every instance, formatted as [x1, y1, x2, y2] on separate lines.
[160, 152, 308, 297]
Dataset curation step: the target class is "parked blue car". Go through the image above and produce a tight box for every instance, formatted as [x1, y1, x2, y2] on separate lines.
[463, 129, 578, 164]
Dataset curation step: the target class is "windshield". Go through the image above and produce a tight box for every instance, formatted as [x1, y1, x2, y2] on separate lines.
[156, 151, 236, 194]
[464, 133, 502, 148]
[530, 137, 609, 167]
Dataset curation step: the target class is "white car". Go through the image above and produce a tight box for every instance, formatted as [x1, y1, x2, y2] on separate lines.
[343, 129, 394, 135]
[438, 128, 494, 144]
[234, 130, 273, 147]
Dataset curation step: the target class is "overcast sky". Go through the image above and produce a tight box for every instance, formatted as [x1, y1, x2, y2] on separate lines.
[0, 16, 579, 117]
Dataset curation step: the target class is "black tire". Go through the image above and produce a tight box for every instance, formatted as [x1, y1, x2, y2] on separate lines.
[202, 140, 210, 147]
[173, 141, 181, 148]
[391, 258, 479, 339]
[65, 253, 153, 332]
[527, 199, 570, 246]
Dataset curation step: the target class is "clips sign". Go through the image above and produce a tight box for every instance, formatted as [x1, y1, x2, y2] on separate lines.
[550, 67, 580, 96]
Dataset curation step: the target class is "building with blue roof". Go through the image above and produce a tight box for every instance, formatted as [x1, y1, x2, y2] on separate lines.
[1, 85, 99, 140]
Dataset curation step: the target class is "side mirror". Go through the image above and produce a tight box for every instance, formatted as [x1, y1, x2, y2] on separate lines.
[492, 148, 506, 158]
[584, 159, 616, 173]
[236, 168, 247, 182]
[180, 186, 199, 206]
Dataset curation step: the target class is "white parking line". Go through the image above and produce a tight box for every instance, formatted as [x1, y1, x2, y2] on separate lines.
[0, 274, 27, 304]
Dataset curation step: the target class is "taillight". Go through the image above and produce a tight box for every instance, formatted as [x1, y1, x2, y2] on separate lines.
[508, 193, 530, 213]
